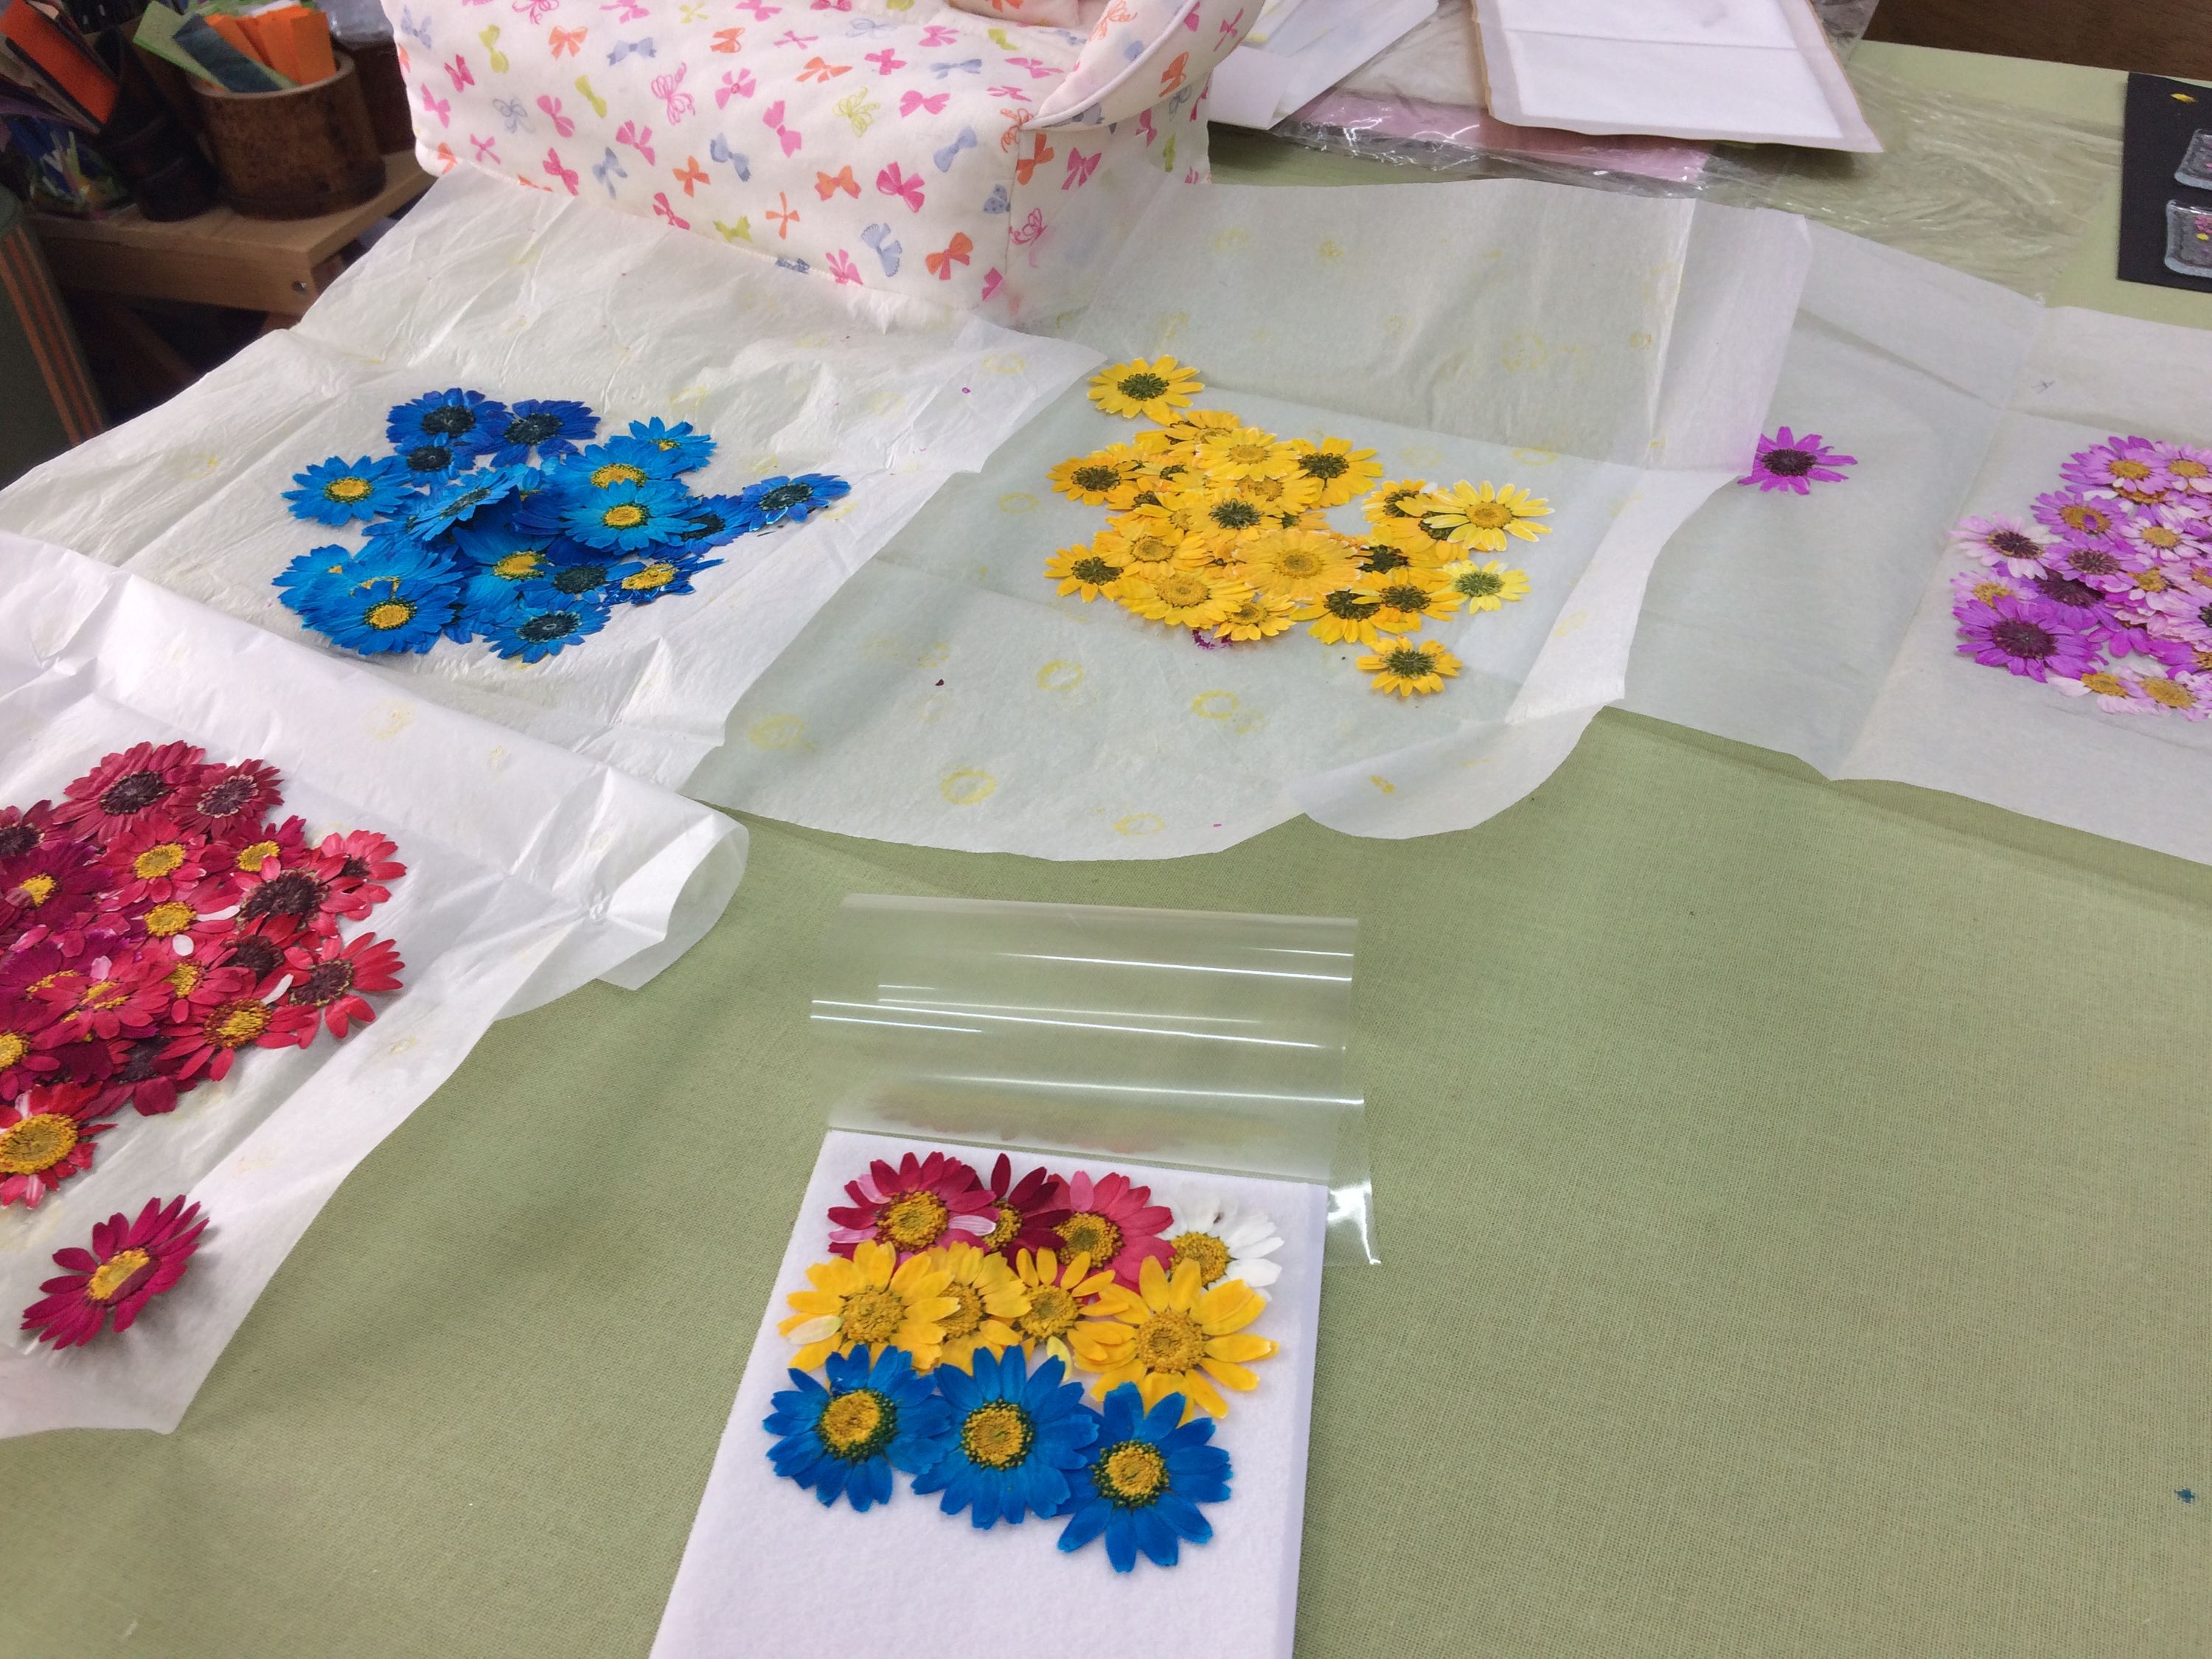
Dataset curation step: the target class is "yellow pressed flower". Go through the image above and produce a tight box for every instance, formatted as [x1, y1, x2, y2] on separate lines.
[778, 1239, 959, 1371]
[1286, 437, 1384, 507]
[1358, 635, 1461, 697]
[1240, 528, 1361, 601]
[1211, 591, 1300, 641]
[1194, 425, 1298, 484]
[1439, 558, 1531, 613]
[1048, 445, 1147, 507]
[1360, 566, 1462, 632]
[1012, 1247, 1121, 1367]
[1088, 356, 1203, 421]
[1370, 502, 1464, 566]
[1044, 542, 1129, 600]
[1114, 566, 1249, 629]
[1298, 587, 1387, 647]
[925, 1242, 1032, 1373]
[1153, 408, 1245, 462]
[1224, 469, 1323, 515]
[1068, 1256, 1277, 1420]
[1355, 539, 1418, 575]
[1361, 478, 1434, 526]
[1170, 487, 1276, 557]
[1113, 497, 1210, 543]
[1425, 479, 1551, 551]
[1094, 521, 1199, 574]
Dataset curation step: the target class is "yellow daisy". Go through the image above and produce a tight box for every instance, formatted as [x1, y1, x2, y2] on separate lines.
[1048, 445, 1147, 507]
[1287, 437, 1383, 507]
[1088, 356, 1203, 422]
[1439, 558, 1531, 613]
[1194, 425, 1298, 484]
[926, 1242, 1032, 1373]
[1153, 408, 1245, 461]
[1240, 528, 1362, 601]
[1094, 520, 1198, 574]
[1358, 635, 1461, 697]
[1425, 480, 1551, 551]
[1211, 591, 1300, 641]
[1113, 497, 1210, 543]
[1298, 587, 1387, 647]
[1114, 566, 1250, 629]
[1171, 487, 1276, 557]
[778, 1239, 959, 1371]
[1360, 567, 1463, 633]
[1370, 504, 1465, 566]
[1356, 540, 1418, 575]
[1361, 478, 1434, 527]
[1068, 1256, 1276, 1420]
[1044, 542, 1128, 601]
[1225, 469, 1323, 515]
[1012, 1247, 1120, 1368]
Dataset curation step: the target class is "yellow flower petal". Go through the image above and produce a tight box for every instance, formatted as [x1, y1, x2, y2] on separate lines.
[1203, 1332, 1276, 1364]
[853, 1240, 895, 1285]
[779, 1312, 843, 1343]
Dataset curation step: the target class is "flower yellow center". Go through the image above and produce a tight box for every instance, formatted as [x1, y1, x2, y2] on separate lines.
[326, 476, 372, 501]
[620, 561, 678, 592]
[143, 900, 195, 938]
[493, 552, 543, 580]
[0, 1032, 25, 1070]
[1096, 1441, 1167, 1506]
[983, 1203, 1020, 1252]
[133, 843, 187, 880]
[77, 978, 127, 1013]
[1461, 503, 1513, 529]
[940, 1280, 984, 1340]
[591, 462, 648, 489]
[1273, 547, 1324, 580]
[209, 998, 271, 1048]
[1126, 536, 1177, 565]
[2059, 503, 2107, 532]
[840, 1286, 908, 1345]
[1155, 572, 1208, 608]
[2112, 459, 2152, 481]
[1970, 580, 2013, 604]
[169, 961, 204, 996]
[1168, 1231, 1231, 1287]
[86, 1247, 152, 1304]
[2143, 678, 2197, 709]
[1223, 441, 1271, 466]
[2140, 525, 2181, 549]
[365, 600, 415, 631]
[655, 438, 678, 451]
[2135, 569, 2170, 591]
[1057, 1211, 1122, 1267]
[602, 504, 647, 529]
[961, 1402, 1033, 1470]
[0, 1112, 75, 1175]
[1018, 1283, 1079, 1341]
[1131, 1307, 1206, 1373]
[2080, 672, 2128, 697]
[2169, 459, 2207, 479]
[877, 1190, 949, 1252]
[1225, 601, 1270, 629]
[817, 1388, 889, 1458]
[15, 874, 56, 907]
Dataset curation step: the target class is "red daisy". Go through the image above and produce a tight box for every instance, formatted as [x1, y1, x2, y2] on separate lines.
[173, 759, 282, 840]
[282, 931, 404, 1041]
[102, 817, 217, 905]
[49, 946, 173, 1043]
[20, 1193, 209, 1349]
[317, 829, 406, 907]
[204, 926, 292, 991]
[222, 815, 311, 880]
[161, 968, 311, 1082]
[128, 872, 242, 956]
[101, 1033, 191, 1117]
[0, 1082, 113, 1209]
[52, 741, 210, 838]
[1050, 1169, 1173, 1286]
[977, 1153, 1070, 1260]
[0, 990, 67, 1100]
[0, 799, 60, 863]
[826, 1151, 996, 1259]
[231, 850, 375, 939]
[0, 840, 113, 935]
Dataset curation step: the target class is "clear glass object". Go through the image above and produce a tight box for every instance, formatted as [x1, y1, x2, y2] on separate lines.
[812, 894, 1378, 1264]
[2166, 198, 2212, 281]
[2176, 128, 2212, 191]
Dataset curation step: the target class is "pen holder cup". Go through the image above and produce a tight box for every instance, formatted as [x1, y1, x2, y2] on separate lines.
[188, 51, 383, 220]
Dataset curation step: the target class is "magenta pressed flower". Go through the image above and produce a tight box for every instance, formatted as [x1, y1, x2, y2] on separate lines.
[1948, 515, 2049, 577]
[2058, 669, 2154, 714]
[2059, 436, 2160, 500]
[1952, 594, 2096, 682]
[2031, 488, 2124, 547]
[826, 1152, 996, 1259]
[20, 1193, 209, 1347]
[1737, 426, 1856, 495]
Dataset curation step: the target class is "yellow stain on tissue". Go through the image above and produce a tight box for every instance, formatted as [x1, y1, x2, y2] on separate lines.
[867, 389, 908, 417]
[998, 492, 1038, 515]
[575, 76, 608, 117]
[175, 452, 220, 481]
[748, 714, 811, 751]
[369, 703, 414, 740]
[1154, 310, 1189, 346]
[1368, 776, 1395, 795]
[389, 1037, 419, 1057]
[941, 770, 997, 806]
[987, 26, 1015, 49]
[1190, 690, 1238, 720]
[1399, 445, 1443, 468]
[1318, 238, 1343, 260]
[915, 642, 950, 669]
[479, 26, 507, 71]
[1511, 448, 1558, 467]
[1552, 610, 1590, 640]
[1629, 330, 1654, 349]
[1640, 262, 1680, 307]
[1212, 228, 1248, 253]
[487, 745, 509, 772]
[979, 352, 1027, 375]
[1037, 660, 1084, 692]
[1114, 813, 1165, 836]
[681, 1, 707, 20]
[670, 386, 709, 411]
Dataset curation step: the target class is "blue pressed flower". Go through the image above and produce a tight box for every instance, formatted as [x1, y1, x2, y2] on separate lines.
[557, 476, 692, 552]
[740, 472, 851, 528]
[402, 466, 526, 542]
[279, 542, 462, 657]
[480, 398, 599, 465]
[444, 497, 547, 567]
[1056, 1385, 1231, 1572]
[625, 416, 717, 473]
[671, 493, 755, 549]
[274, 543, 358, 607]
[283, 455, 410, 526]
[606, 549, 723, 605]
[481, 594, 613, 662]
[394, 440, 473, 480]
[911, 1350, 1101, 1529]
[571, 435, 695, 487]
[516, 552, 627, 610]
[387, 387, 507, 452]
[763, 1348, 951, 1513]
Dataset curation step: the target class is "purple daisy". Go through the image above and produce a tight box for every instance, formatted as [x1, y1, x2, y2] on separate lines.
[2057, 667, 2154, 714]
[2058, 437, 2161, 501]
[1952, 594, 2096, 682]
[2031, 488, 2124, 547]
[2045, 538, 2141, 591]
[2117, 503, 2205, 562]
[1948, 514, 2049, 577]
[2145, 439, 2212, 498]
[1738, 425, 1857, 494]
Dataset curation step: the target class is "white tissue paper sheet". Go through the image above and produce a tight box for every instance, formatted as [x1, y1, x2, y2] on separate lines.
[1473, 0, 1879, 151]
[1211, 0, 1439, 130]
[692, 179, 1810, 857]
[1625, 224, 2212, 866]
[0, 169, 1099, 792]
[0, 535, 745, 1436]
[651, 1130, 1329, 1659]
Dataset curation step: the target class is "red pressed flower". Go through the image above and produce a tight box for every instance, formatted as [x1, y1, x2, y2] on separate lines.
[161, 967, 310, 1082]
[221, 815, 310, 879]
[49, 946, 173, 1043]
[0, 799, 60, 863]
[173, 759, 282, 839]
[52, 742, 210, 837]
[103, 817, 216, 905]
[128, 873, 242, 956]
[204, 926, 291, 991]
[0, 990, 67, 1100]
[978, 1152, 1070, 1260]
[0, 933, 77, 998]
[317, 829, 406, 908]
[282, 931, 404, 1041]
[0, 1082, 112, 1209]
[825, 1151, 996, 1259]
[102, 1034, 189, 1117]
[20, 1193, 208, 1348]
[1050, 1170, 1173, 1286]
[0, 840, 112, 935]
[230, 850, 375, 940]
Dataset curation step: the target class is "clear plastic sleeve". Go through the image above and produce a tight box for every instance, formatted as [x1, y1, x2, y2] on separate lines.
[812, 894, 1379, 1265]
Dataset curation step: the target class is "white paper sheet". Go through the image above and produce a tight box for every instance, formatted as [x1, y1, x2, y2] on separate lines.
[1625, 226, 2212, 866]
[690, 179, 1809, 857]
[0, 170, 1099, 792]
[0, 535, 744, 1436]
[1473, 0, 1878, 150]
[1211, 0, 1436, 129]
[651, 1130, 1328, 1659]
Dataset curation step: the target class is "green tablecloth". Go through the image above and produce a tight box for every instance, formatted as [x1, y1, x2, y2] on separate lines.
[5, 44, 2207, 1659]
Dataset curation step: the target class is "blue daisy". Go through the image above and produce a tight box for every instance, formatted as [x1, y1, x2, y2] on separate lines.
[911, 1350, 1100, 1530]
[670, 493, 755, 549]
[764, 1348, 950, 1513]
[606, 549, 723, 605]
[625, 416, 716, 473]
[394, 439, 473, 481]
[740, 472, 851, 528]
[516, 552, 627, 610]
[1056, 1385, 1231, 1572]
[283, 455, 411, 526]
[279, 542, 462, 657]
[481, 594, 613, 663]
[557, 476, 693, 552]
[387, 387, 507, 452]
[402, 466, 526, 542]
[479, 398, 599, 466]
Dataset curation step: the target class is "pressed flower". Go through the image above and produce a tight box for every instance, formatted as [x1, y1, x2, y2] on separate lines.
[319, 829, 406, 901]
[1738, 427, 1856, 493]
[1056, 1382, 1232, 1572]
[978, 1155, 1069, 1260]
[0, 800, 59, 863]
[1161, 1192, 1284, 1291]
[763, 1346, 949, 1512]
[923, 1242, 1031, 1372]
[397, 440, 466, 478]
[1285, 436, 1383, 507]
[1193, 426, 1296, 484]
[913, 1348, 1101, 1528]
[105, 818, 213, 906]
[1948, 515, 2049, 577]
[1440, 557, 1531, 614]
[625, 417, 716, 473]
[51, 950, 171, 1043]
[1088, 356, 1203, 421]
[1209, 592, 1300, 641]
[1113, 568, 1248, 630]
[1052, 1169, 1172, 1287]
[563, 445, 661, 498]
[608, 550, 722, 604]
[1071, 1256, 1276, 1419]
[1094, 519, 1197, 574]
[53, 741, 208, 834]
[206, 927, 291, 991]
[1355, 540, 1417, 575]
[1, 841, 111, 934]
[480, 398, 598, 466]
[226, 815, 309, 878]
[1360, 567, 1462, 633]
[1362, 478, 1436, 526]
[233, 849, 374, 939]
[162, 968, 311, 1083]
[282, 543, 462, 656]
[2032, 488, 2123, 546]
[827, 1151, 995, 1259]
[2026, 570, 2117, 625]
[282, 933, 405, 1041]
[2118, 504, 2205, 561]
[780, 1238, 959, 1371]
[1425, 479, 1552, 549]
[2045, 540, 2138, 590]
[285, 455, 411, 526]
[2059, 669, 2154, 714]
[387, 387, 507, 451]
[102, 1034, 187, 1118]
[402, 467, 525, 541]
[20, 1193, 208, 1349]
[2146, 439, 2212, 497]
[1239, 529, 1360, 601]
[1045, 543, 1129, 600]
[0, 1082, 111, 1208]
[173, 761, 282, 841]
[2138, 673, 2212, 719]
[1050, 447, 1147, 507]
[2060, 436, 2160, 499]
[1152, 408, 1244, 459]
[518, 555, 629, 612]
[1952, 595, 2096, 682]
[737, 472, 850, 528]
[1358, 635, 1461, 697]
[558, 476, 693, 552]
[1169, 489, 1276, 557]
[1298, 587, 1387, 647]
[1011, 1246, 1121, 1367]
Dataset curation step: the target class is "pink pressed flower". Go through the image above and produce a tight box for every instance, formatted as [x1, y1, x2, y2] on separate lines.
[231, 850, 376, 941]
[282, 932, 405, 1042]
[173, 759, 282, 840]
[1738, 425, 1856, 495]
[20, 1193, 208, 1348]
[2031, 488, 2124, 548]
[1952, 594, 2097, 682]
[2116, 503, 2205, 563]
[0, 800, 60, 864]
[161, 967, 312, 1083]
[2059, 436, 2161, 501]
[2043, 538, 2143, 591]
[104, 817, 217, 905]
[825, 1152, 995, 1258]
[2144, 586, 2212, 647]
[1948, 515, 2049, 577]
[0, 1082, 113, 1208]
[2135, 672, 2212, 720]
[0, 841, 112, 936]
[221, 815, 311, 880]
[52, 742, 210, 836]
[977, 1153, 1070, 1261]
[100, 1034, 190, 1118]
[317, 829, 406, 908]
[1050, 1169, 1172, 1286]
[47, 945, 173, 1044]
[1950, 571, 2021, 610]
[2057, 669, 2154, 714]
[0, 986, 70, 1102]
[2146, 439, 2212, 498]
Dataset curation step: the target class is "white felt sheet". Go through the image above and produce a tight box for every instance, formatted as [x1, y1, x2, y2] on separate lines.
[651, 1130, 1328, 1659]
[0, 536, 744, 1436]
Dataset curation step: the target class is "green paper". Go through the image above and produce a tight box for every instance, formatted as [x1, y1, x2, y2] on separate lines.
[131, 2, 221, 85]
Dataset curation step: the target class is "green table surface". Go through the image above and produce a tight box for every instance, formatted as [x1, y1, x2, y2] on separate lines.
[6, 43, 2209, 1659]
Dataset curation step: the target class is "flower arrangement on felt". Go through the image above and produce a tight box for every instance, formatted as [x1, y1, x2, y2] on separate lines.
[1947, 434, 2212, 718]
[1044, 360, 1547, 698]
[277, 389, 852, 664]
[762, 1150, 1282, 1571]
[2, 742, 408, 1347]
